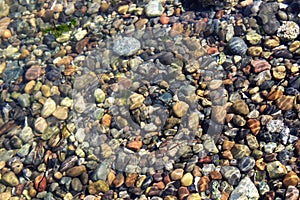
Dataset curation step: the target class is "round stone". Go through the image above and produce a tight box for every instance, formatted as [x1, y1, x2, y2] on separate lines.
[173, 101, 189, 118]
[180, 173, 193, 187]
[232, 100, 249, 115]
[220, 166, 241, 186]
[170, 168, 184, 181]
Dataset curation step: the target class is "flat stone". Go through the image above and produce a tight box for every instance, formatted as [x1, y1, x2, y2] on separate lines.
[229, 176, 259, 200]
[113, 173, 125, 188]
[113, 37, 141, 56]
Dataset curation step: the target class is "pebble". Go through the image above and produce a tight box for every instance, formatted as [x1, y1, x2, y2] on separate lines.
[170, 168, 184, 181]
[52, 106, 68, 120]
[220, 166, 241, 186]
[276, 95, 294, 111]
[231, 144, 251, 159]
[144, 0, 164, 17]
[17, 94, 31, 108]
[247, 119, 260, 135]
[25, 65, 43, 80]
[251, 59, 271, 73]
[66, 165, 86, 177]
[88, 180, 109, 194]
[173, 101, 189, 118]
[229, 176, 259, 200]
[232, 100, 249, 115]
[227, 37, 248, 55]
[283, 171, 300, 188]
[2, 171, 19, 186]
[41, 98, 57, 118]
[285, 185, 299, 200]
[34, 117, 48, 134]
[248, 46, 262, 57]
[113, 37, 141, 56]
[180, 173, 193, 187]
[238, 156, 255, 172]
[266, 161, 287, 179]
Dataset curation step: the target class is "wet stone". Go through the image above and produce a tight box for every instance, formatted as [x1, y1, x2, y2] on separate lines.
[173, 101, 189, 118]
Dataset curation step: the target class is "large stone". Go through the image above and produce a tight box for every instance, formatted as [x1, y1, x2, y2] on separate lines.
[229, 176, 259, 200]
[2, 171, 19, 186]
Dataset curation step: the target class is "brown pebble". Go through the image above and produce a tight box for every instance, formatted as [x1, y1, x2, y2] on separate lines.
[170, 23, 184, 37]
[255, 158, 266, 170]
[247, 119, 260, 135]
[295, 140, 300, 156]
[2, 29, 11, 39]
[34, 175, 47, 192]
[125, 173, 138, 187]
[222, 150, 233, 160]
[222, 140, 235, 150]
[283, 171, 300, 188]
[127, 139, 143, 152]
[267, 89, 283, 101]
[25, 65, 44, 80]
[66, 165, 86, 177]
[102, 114, 112, 127]
[170, 168, 184, 181]
[198, 176, 210, 192]
[210, 171, 222, 180]
[113, 173, 124, 188]
[251, 59, 271, 73]
[276, 95, 294, 111]
[178, 186, 189, 200]
[160, 13, 170, 25]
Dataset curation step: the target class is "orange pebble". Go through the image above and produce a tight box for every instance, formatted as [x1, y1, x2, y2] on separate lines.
[160, 13, 170, 25]
[207, 47, 219, 55]
[2, 29, 12, 39]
